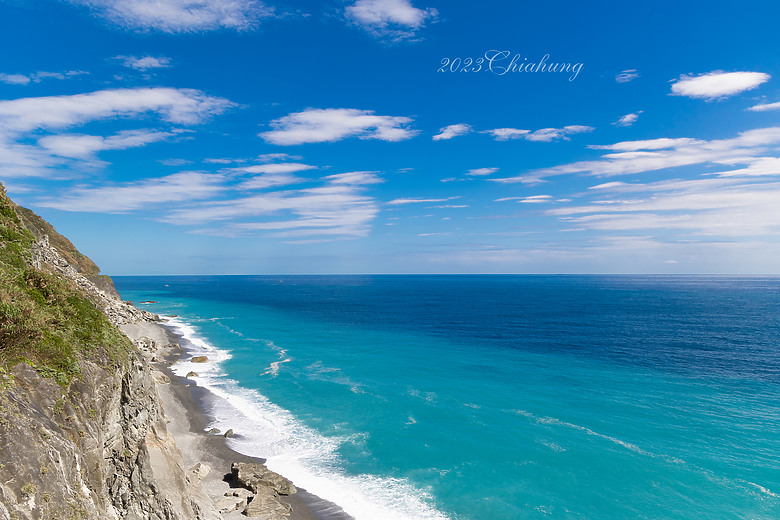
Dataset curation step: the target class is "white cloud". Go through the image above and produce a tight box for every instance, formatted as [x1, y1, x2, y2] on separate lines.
[548, 176, 780, 237]
[615, 69, 639, 83]
[495, 195, 552, 203]
[432, 124, 471, 141]
[38, 129, 172, 161]
[613, 111, 642, 127]
[203, 157, 242, 164]
[256, 153, 302, 162]
[165, 183, 379, 238]
[0, 70, 87, 85]
[324, 171, 383, 185]
[260, 108, 417, 145]
[0, 88, 234, 134]
[670, 71, 770, 100]
[493, 127, 780, 184]
[34, 159, 381, 239]
[0, 74, 32, 85]
[233, 162, 317, 174]
[387, 196, 459, 205]
[38, 171, 225, 212]
[519, 195, 553, 203]
[116, 55, 172, 70]
[748, 101, 780, 112]
[345, 0, 437, 40]
[466, 167, 498, 176]
[160, 158, 193, 166]
[710, 157, 780, 177]
[238, 172, 305, 190]
[69, 0, 270, 32]
[525, 126, 594, 142]
[0, 87, 234, 178]
[484, 128, 529, 140]
[485, 125, 593, 142]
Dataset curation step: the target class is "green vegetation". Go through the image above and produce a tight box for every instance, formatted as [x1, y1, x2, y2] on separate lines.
[0, 184, 131, 385]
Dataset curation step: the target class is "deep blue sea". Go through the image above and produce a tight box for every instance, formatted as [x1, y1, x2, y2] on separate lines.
[113, 275, 780, 520]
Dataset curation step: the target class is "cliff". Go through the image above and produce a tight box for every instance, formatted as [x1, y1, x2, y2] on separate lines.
[0, 185, 221, 520]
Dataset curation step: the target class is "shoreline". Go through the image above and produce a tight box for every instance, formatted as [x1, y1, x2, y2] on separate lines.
[120, 320, 353, 520]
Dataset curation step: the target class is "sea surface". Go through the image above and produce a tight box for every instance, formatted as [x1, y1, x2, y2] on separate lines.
[113, 275, 780, 520]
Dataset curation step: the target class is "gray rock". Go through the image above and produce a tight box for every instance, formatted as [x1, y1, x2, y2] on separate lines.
[135, 336, 158, 351]
[0, 357, 221, 520]
[243, 487, 292, 519]
[153, 370, 170, 384]
[189, 462, 211, 479]
[215, 495, 246, 514]
[186, 371, 198, 378]
[232, 462, 297, 496]
[208, 428, 221, 435]
[224, 428, 234, 437]
[226, 488, 254, 499]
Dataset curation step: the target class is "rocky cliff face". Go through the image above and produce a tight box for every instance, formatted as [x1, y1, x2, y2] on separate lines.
[0, 192, 220, 520]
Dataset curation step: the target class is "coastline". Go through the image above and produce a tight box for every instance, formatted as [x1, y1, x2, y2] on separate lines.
[120, 320, 353, 520]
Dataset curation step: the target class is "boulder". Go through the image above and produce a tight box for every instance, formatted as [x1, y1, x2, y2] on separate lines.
[152, 370, 170, 384]
[226, 488, 253, 500]
[243, 486, 292, 519]
[224, 428, 234, 437]
[135, 336, 158, 351]
[215, 495, 246, 514]
[189, 462, 211, 479]
[191, 356, 208, 363]
[232, 462, 297, 496]
[186, 371, 198, 378]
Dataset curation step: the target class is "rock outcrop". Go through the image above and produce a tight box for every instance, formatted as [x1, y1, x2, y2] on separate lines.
[0, 194, 221, 520]
[231, 462, 297, 519]
[30, 234, 157, 327]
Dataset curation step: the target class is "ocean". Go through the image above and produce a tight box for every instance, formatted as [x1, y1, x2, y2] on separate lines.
[113, 275, 780, 520]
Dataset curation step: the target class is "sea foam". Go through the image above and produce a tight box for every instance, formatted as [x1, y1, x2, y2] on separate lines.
[164, 316, 452, 520]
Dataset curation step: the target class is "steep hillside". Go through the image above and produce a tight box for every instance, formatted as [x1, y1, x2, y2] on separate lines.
[0, 184, 219, 520]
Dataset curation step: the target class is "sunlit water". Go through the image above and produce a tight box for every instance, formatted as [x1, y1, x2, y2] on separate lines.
[114, 275, 780, 520]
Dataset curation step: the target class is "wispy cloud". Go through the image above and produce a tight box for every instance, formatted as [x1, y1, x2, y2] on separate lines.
[38, 129, 173, 162]
[68, 0, 271, 32]
[615, 69, 639, 83]
[115, 55, 172, 70]
[0, 87, 234, 177]
[613, 111, 642, 127]
[38, 171, 225, 212]
[0, 70, 87, 85]
[747, 101, 780, 112]
[432, 124, 472, 141]
[260, 108, 418, 145]
[232, 163, 317, 174]
[484, 125, 594, 142]
[493, 127, 780, 184]
[670, 71, 771, 101]
[166, 183, 380, 238]
[237, 172, 306, 190]
[345, 0, 437, 41]
[549, 179, 780, 237]
[324, 171, 383, 185]
[34, 160, 383, 239]
[387, 196, 459, 205]
[496, 195, 553, 203]
[466, 167, 498, 176]
[256, 153, 302, 162]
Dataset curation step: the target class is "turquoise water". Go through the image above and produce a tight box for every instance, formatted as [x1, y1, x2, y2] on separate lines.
[114, 276, 780, 520]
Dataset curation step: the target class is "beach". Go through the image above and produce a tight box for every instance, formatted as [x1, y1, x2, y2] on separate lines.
[120, 320, 353, 520]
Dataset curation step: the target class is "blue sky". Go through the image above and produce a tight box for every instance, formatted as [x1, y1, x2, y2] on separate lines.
[1, 0, 779, 274]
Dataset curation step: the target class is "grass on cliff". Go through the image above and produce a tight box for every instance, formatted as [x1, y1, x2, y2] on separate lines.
[0, 185, 131, 385]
